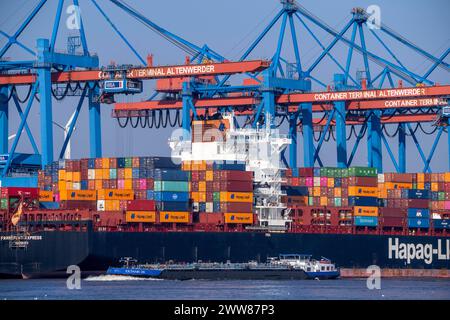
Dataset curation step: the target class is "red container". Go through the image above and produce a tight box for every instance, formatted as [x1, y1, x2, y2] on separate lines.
[59, 200, 97, 210]
[1, 187, 39, 198]
[198, 212, 223, 224]
[126, 200, 156, 211]
[220, 202, 253, 213]
[405, 199, 429, 209]
[191, 171, 199, 182]
[94, 158, 103, 169]
[102, 180, 110, 189]
[134, 190, 147, 200]
[282, 196, 308, 206]
[299, 167, 314, 177]
[109, 158, 117, 169]
[348, 176, 378, 187]
[219, 170, 253, 181]
[384, 173, 413, 183]
[146, 178, 154, 189]
[380, 207, 406, 218]
[381, 217, 405, 228]
[219, 181, 253, 192]
[206, 192, 213, 202]
[110, 179, 118, 189]
[191, 181, 199, 192]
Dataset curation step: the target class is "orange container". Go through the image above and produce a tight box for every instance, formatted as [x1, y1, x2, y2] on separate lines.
[102, 168, 110, 179]
[126, 211, 156, 223]
[206, 170, 214, 181]
[124, 168, 132, 179]
[219, 192, 253, 203]
[327, 178, 334, 188]
[58, 170, 66, 181]
[159, 211, 190, 223]
[39, 190, 53, 202]
[334, 188, 342, 197]
[348, 186, 378, 197]
[95, 180, 103, 190]
[98, 189, 134, 200]
[320, 196, 327, 206]
[124, 179, 132, 189]
[199, 181, 206, 192]
[224, 213, 253, 224]
[354, 206, 378, 217]
[313, 187, 321, 197]
[66, 171, 73, 182]
[102, 158, 110, 169]
[73, 172, 81, 182]
[95, 169, 103, 180]
[191, 192, 200, 202]
[384, 182, 412, 190]
[199, 192, 207, 202]
[105, 200, 120, 211]
[60, 190, 96, 201]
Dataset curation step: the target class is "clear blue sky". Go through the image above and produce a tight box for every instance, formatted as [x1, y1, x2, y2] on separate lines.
[1, 0, 449, 172]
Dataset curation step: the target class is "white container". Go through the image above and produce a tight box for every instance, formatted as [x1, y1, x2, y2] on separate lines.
[206, 202, 214, 213]
[377, 173, 385, 183]
[72, 182, 81, 190]
[97, 200, 105, 211]
[313, 177, 321, 187]
[88, 169, 96, 180]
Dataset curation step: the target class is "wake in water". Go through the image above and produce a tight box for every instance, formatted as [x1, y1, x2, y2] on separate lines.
[84, 274, 162, 282]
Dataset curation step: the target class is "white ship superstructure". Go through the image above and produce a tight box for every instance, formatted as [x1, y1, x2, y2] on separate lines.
[169, 113, 292, 231]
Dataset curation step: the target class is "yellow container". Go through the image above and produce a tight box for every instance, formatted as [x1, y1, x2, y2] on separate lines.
[105, 200, 120, 211]
[191, 192, 200, 202]
[199, 192, 207, 202]
[102, 158, 110, 169]
[126, 211, 156, 223]
[313, 187, 321, 197]
[320, 196, 327, 206]
[348, 186, 378, 197]
[417, 182, 425, 190]
[334, 188, 341, 197]
[445, 172, 450, 182]
[181, 161, 191, 171]
[98, 189, 134, 200]
[384, 182, 412, 190]
[417, 173, 425, 183]
[431, 183, 438, 192]
[224, 213, 253, 224]
[95, 180, 103, 190]
[206, 170, 214, 181]
[58, 181, 67, 191]
[124, 179, 132, 190]
[327, 178, 334, 188]
[124, 168, 132, 179]
[354, 206, 378, 217]
[102, 168, 110, 179]
[220, 192, 253, 203]
[95, 168, 103, 180]
[73, 172, 81, 182]
[58, 170, 66, 181]
[159, 212, 190, 223]
[66, 171, 73, 182]
[199, 181, 206, 192]
[39, 190, 53, 202]
[61, 190, 96, 201]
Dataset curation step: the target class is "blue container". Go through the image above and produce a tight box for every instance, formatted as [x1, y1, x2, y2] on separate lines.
[154, 191, 189, 202]
[213, 161, 246, 171]
[407, 208, 430, 219]
[40, 202, 60, 209]
[291, 168, 299, 177]
[431, 192, 439, 201]
[401, 189, 430, 199]
[146, 190, 154, 200]
[199, 202, 206, 212]
[117, 157, 126, 168]
[433, 219, 450, 229]
[282, 186, 309, 196]
[156, 201, 190, 212]
[408, 218, 430, 228]
[80, 180, 88, 190]
[213, 202, 221, 213]
[334, 178, 342, 188]
[132, 168, 140, 179]
[313, 168, 321, 177]
[88, 158, 95, 169]
[354, 216, 378, 227]
[153, 169, 189, 181]
[348, 196, 378, 207]
[424, 182, 431, 190]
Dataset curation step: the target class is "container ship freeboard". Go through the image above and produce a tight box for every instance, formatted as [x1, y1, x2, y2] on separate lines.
[0, 114, 449, 278]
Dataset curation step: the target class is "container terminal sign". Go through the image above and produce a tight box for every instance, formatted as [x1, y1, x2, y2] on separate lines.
[313, 87, 430, 102]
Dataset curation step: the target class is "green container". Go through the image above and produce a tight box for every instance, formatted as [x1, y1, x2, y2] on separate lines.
[154, 181, 189, 192]
[438, 192, 445, 201]
[334, 169, 343, 178]
[347, 167, 377, 177]
[341, 168, 349, 177]
[308, 196, 314, 206]
[213, 192, 220, 202]
[334, 197, 342, 207]
[125, 158, 132, 168]
[0, 198, 7, 210]
[109, 168, 117, 179]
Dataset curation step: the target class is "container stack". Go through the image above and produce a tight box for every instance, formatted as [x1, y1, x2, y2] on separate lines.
[182, 160, 254, 224]
[404, 189, 431, 229]
[347, 167, 379, 228]
[153, 169, 190, 224]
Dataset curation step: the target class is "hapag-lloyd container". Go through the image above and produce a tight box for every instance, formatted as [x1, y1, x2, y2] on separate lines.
[433, 219, 450, 229]
[408, 218, 430, 228]
[354, 216, 378, 226]
[407, 208, 430, 218]
[401, 189, 430, 199]
[156, 201, 190, 212]
[224, 213, 254, 224]
[126, 211, 156, 223]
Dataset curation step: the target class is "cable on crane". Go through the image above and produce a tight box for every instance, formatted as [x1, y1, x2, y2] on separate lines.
[382, 124, 400, 138]
[418, 122, 439, 135]
[117, 117, 129, 128]
[12, 85, 32, 103]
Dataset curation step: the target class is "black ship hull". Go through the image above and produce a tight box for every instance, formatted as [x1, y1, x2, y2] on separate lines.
[1, 229, 449, 278]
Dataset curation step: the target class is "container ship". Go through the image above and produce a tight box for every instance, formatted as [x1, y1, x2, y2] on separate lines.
[0, 114, 449, 278]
